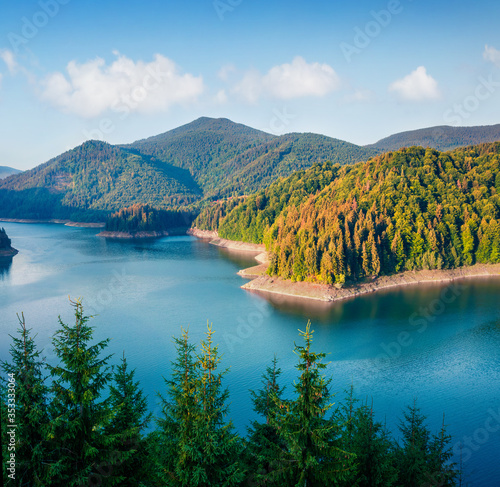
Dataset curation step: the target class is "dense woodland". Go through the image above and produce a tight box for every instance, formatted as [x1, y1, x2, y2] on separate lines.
[0, 228, 12, 250]
[0, 141, 202, 221]
[368, 124, 500, 153]
[126, 118, 376, 198]
[196, 143, 500, 285]
[105, 204, 196, 234]
[0, 118, 377, 222]
[1, 301, 461, 486]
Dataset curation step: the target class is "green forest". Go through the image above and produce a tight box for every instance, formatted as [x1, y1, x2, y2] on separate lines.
[105, 204, 197, 234]
[196, 142, 500, 286]
[0, 118, 377, 223]
[0, 228, 13, 251]
[368, 124, 500, 153]
[1, 301, 461, 486]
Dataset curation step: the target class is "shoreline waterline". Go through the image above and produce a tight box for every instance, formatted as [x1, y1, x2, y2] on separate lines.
[189, 227, 500, 304]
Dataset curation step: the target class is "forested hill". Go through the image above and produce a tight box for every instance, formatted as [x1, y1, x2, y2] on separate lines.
[125, 117, 377, 197]
[0, 117, 377, 221]
[367, 124, 500, 152]
[219, 132, 376, 196]
[0, 141, 202, 221]
[196, 142, 500, 285]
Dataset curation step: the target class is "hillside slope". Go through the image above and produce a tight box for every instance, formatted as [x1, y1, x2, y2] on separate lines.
[198, 142, 500, 285]
[0, 141, 202, 221]
[367, 124, 500, 152]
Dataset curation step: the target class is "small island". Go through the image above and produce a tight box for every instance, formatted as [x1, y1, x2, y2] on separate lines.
[0, 227, 18, 257]
[97, 204, 196, 239]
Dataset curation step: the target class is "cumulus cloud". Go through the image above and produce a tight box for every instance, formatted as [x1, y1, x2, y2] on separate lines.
[389, 66, 441, 101]
[218, 64, 236, 81]
[234, 56, 341, 102]
[0, 49, 18, 74]
[40, 52, 205, 118]
[484, 45, 500, 67]
[214, 89, 228, 104]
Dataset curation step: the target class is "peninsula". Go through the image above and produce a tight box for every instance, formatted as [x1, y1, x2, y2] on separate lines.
[0, 227, 18, 257]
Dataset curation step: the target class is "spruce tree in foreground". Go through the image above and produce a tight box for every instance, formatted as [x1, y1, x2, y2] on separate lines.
[155, 327, 199, 485]
[269, 322, 355, 486]
[394, 401, 458, 487]
[338, 387, 397, 486]
[1, 313, 49, 486]
[246, 355, 286, 486]
[157, 325, 244, 486]
[45, 299, 117, 487]
[105, 352, 152, 486]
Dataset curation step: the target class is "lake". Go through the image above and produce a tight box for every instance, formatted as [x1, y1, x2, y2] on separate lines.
[0, 222, 499, 486]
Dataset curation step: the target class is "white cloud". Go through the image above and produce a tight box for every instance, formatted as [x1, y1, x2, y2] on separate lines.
[484, 45, 500, 67]
[218, 64, 236, 81]
[234, 56, 341, 102]
[40, 52, 205, 118]
[389, 66, 441, 101]
[214, 89, 228, 104]
[0, 49, 18, 74]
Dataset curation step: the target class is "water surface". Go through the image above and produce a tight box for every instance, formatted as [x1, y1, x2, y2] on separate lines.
[0, 222, 499, 486]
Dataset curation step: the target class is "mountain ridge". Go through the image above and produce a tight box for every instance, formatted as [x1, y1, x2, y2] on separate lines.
[367, 123, 500, 152]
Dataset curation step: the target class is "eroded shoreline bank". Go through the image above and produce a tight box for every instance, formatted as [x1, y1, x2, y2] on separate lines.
[0, 218, 105, 228]
[189, 227, 500, 303]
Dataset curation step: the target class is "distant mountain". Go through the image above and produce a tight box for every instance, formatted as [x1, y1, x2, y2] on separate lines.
[0, 166, 22, 179]
[124, 117, 275, 196]
[126, 117, 377, 197]
[218, 132, 377, 196]
[367, 124, 500, 152]
[0, 141, 202, 221]
[1, 117, 375, 221]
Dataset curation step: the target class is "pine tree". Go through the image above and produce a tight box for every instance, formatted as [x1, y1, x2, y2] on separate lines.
[157, 325, 244, 487]
[105, 352, 152, 486]
[191, 324, 245, 486]
[45, 299, 117, 487]
[394, 401, 458, 487]
[269, 322, 355, 486]
[338, 387, 397, 487]
[156, 327, 199, 485]
[247, 356, 286, 486]
[1, 313, 49, 485]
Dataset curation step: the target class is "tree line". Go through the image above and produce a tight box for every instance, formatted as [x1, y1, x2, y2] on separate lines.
[195, 143, 500, 286]
[105, 204, 197, 234]
[1, 300, 462, 486]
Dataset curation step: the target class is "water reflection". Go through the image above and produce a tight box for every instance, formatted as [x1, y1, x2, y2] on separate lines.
[0, 257, 13, 279]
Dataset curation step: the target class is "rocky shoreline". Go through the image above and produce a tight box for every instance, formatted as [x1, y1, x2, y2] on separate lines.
[0, 248, 18, 258]
[241, 263, 500, 302]
[189, 229, 500, 303]
[188, 227, 266, 253]
[0, 218, 105, 228]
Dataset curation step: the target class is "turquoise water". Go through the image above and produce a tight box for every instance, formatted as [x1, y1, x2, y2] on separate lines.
[1, 222, 499, 486]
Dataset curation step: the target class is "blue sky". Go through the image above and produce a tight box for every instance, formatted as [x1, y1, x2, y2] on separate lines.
[1, 0, 499, 170]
